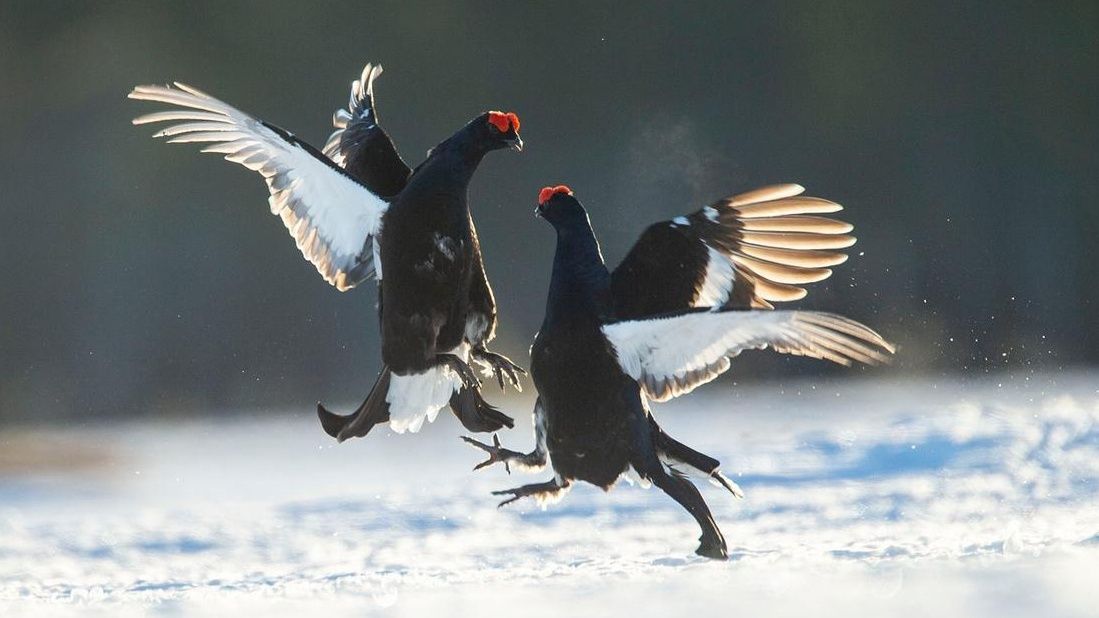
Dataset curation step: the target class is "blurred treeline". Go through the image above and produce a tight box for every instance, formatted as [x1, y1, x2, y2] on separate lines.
[1, 1, 1096, 424]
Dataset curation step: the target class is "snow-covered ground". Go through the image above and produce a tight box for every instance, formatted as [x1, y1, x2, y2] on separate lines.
[2, 372, 1098, 617]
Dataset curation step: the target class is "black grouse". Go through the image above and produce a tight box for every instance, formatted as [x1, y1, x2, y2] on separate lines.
[464, 183, 895, 559]
[130, 64, 525, 440]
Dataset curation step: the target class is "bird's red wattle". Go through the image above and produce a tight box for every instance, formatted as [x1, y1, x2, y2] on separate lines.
[488, 111, 511, 133]
[538, 185, 573, 205]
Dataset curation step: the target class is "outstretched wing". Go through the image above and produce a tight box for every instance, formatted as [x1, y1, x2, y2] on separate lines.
[610, 184, 855, 319]
[130, 83, 387, 291]
[323, 63, 411, 198]
[604, 310, 894, 402]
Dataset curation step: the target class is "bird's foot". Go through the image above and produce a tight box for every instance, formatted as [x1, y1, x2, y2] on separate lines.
[437, 353, 482, 389]
[695, 534, 729, 561]
[461, 434, 523, 473]
[473, 348, 526, 391]
[492, 479, 567, 508]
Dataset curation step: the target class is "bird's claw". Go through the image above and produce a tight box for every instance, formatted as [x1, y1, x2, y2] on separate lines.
[474, 349, 526, 391]
[440, 354, 482, 389]
[490, 479, 565, 508]
[462, 433, 513, 474]
[491, 487, 524, 508]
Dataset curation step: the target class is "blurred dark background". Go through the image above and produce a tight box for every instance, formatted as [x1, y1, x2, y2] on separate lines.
[1, 1, 1095, 425]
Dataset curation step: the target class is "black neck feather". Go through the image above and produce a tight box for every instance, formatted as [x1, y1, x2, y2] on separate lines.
[424, 127, 488, 184]
[544, 217, 610, 328]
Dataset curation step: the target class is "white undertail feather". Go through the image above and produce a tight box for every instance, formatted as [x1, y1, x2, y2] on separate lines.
[657, 452, 745, 499]
[604, 310, 895, 402]
[129, 83, 387, 291]
[386, 343, 470, 433]
[620, 459, 744, 499]
[709, 471, 745, 498]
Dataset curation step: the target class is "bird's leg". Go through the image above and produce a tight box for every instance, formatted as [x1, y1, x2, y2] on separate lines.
[492, 478, 570, 508]
[648, 467, 728, 560]
[630, 410, 728, 560]
[649, 417, 744, 498]
[436, 353, 482, 390]
[463, 398, 548, 473]
[471, 345, 526, 391]
[463, 434, 515, 473]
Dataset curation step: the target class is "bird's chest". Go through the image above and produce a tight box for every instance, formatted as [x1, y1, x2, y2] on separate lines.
[531, 328, 635, 483]
[531, 330, 617, 394]
[381, 199, 472, 279]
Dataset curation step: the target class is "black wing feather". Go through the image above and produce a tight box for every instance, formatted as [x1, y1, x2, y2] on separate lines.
[323, 63, 411, 197]
[611, 224, 709, 320]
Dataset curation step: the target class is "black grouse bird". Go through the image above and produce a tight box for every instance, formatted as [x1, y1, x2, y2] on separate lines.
[130, 64, 525, 439]
[464, 184, 895, 559]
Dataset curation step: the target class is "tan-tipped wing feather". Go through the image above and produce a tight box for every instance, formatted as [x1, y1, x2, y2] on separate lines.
[609, 183, 861, 316]
[710, 185, 857, 308]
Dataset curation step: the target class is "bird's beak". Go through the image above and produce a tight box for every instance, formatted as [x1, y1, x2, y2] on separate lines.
[508, 133, 524, 152]
[533, 204, 543, 218]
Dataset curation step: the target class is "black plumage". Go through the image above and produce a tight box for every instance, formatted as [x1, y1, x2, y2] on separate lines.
[466, 185, 894, 559]
[130, 63, 525, 442]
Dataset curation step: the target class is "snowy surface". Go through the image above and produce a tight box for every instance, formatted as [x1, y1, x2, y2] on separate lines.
[2, 372, 1098, 617]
